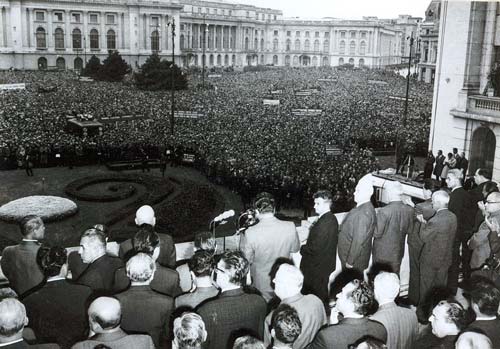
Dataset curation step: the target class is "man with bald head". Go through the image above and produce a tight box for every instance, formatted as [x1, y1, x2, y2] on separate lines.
[417, 190, 457, 317]
[1, 215, 45, 296]
[370, 272, 418, 349]
[71, 297, 154, 349]
[115, 253, 174, 348]
[119, 205, 176, 268]
[372, 181, 414, 274]
[0, 298, 59, 348]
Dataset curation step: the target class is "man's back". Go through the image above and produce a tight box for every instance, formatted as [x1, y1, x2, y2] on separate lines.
[71, 328, 154, 349]
[240, 216, 299, 300]
[119, 233, 176, 268]
[74, 254, 124, 292]
[467, 318, 500, 348]
[306, 317, 387, 349]
[196, 288, 267, 349]
[115, 285, 174, 348]
[370, 302, 418, 349]
[175, 285, 220, 309]
[420, 209, 457, 269]
[1, 241, 44, 296]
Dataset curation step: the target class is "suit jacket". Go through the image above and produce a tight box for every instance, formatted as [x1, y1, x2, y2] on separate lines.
[72, 254, 124, 293]
[409, 200, 435, 254]
[306, 317, 387, 349]
[373, 201, 414, 268]
[0, 340, 59, 348]
[119, 233, 176, 268]
[1, 241, 44, 296]
[300, 212, 338, 279]
[115, 285, 174, 348]
[22, 279, 92, 348]
[114, 262, 182, 297]
[196, 287, 267, 349]
[175, 285, 220, 309]
[468, 211, 500, 269]
[71, 328, 154, 349]
[240, 215, 300, 300]
[370, 302, 418, 349]
[449, 187, 474, 237]
[419, 209, 457, 269]
[338, 202, 377, 270]
[467, 319, 500, 348]
[433, 155, 445, 177]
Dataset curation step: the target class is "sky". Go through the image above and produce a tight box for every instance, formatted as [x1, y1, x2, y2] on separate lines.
[231, 0, 431, 20]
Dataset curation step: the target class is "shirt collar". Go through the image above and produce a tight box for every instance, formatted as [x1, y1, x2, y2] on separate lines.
[46, 276, 65, 283]
[22, 239, 38, 242]
[452, 186, 462, 192]
[0, 338, 24, 347]
[475, 315, 497, 321]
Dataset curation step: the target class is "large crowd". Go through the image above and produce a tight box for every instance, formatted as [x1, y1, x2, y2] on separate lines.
[0, 67, 432, 209]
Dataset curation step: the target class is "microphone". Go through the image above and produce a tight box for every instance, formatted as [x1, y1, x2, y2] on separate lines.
[213, 210, 235, 222]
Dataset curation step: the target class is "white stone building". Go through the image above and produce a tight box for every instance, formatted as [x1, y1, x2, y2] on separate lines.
[418, 0, 440, 83]
[429, 1, 500, 180]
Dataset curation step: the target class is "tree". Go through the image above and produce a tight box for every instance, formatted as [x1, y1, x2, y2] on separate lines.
[135, 54, 188, 91]
[82, 55, 101, 77]
[99, 51, 131, 82]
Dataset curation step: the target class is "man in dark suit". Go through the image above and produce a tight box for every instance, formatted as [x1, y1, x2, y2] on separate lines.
[22, 246, 92, 348]
[119, 205, 176, 268]
[196, 250, 267, 349]
[0, 298, 59, 348]
[306, 280, 387, 349]
[299, 190, 338, 304]
[115, 253, 175, 348]
[338, 176, 376, 272]
[114, 227, 181, 297]
[71, 297, 154, 349]
[446, 169, 473, 290]
[71, 228, 124, 293]
[1, 216, 45, 296]
[373, 181, 414, 274]
[417, 190, 457, 317]
[466, 277, 500, 347]
[241, 193, 300, 301]
[433, 150, 445, 182]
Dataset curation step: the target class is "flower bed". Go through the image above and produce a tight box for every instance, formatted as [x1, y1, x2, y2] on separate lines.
[0, 196, 78, 223]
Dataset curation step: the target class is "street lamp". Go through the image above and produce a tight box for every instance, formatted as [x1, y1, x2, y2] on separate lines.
[202, 13, 208, 88]
[167, 18, 176, 136]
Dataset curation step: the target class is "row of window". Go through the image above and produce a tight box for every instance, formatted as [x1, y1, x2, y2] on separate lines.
[35, 27, 117, 50]
[338, 40, 367, 55]
[35, 10, 116, 24]
[190, 6, 277, 21]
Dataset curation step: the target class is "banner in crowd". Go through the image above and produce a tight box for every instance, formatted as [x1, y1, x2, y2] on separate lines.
[208, 74, 222, 78]
[388, 95, 414, 102]
[0, 83, 26, 91]
[271, 90, 283, 94]
[295, 88, 320, 96]
[174, 111, 205, 119]
[263, 99, 280, 106]
[292, 109, 322, 116]
[318, 78, 337, 82]
[99, 115, 146, 123]
[182, 153, 196, 163]
[368, 80, 388, 85]
[326, 146, 343, 156]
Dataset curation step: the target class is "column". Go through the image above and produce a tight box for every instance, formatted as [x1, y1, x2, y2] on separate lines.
[65, 10, 70, 49]
[47, 9, 53, 49]
[221, 25, 224, 50]
[83, 11, 89, 51]
[100, 12, 105, 50]
[479, 1, 497, 92]
[0, 8, 4, 47]
[162, 14, 167, 51]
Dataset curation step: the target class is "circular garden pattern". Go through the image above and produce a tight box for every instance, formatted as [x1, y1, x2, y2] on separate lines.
[0, 196, 78, 222]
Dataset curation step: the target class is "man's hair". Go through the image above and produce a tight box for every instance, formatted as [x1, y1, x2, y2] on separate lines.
[0, 288, 18, 302]
[456, 330, 492, 349]
[469, 279, 500, 316]
[20, 215, 43, 238]
[271, 304, 302, 345]
[448, 168, 463, 181]
[188, 250, 214, 277]
[0, 298, 26, 337]
[173, 312, 206, 349]
[254, 193, 275, 214]
[126, 253, 155, 282]
[374, 272, 400, 301]
[432, 190, 450, 206]
[220, 250, 249, 286]
[232, 335, 266, 349]
[274, 264, 304, 289]
[194, 232, 217, 253]
[89, 297, 121, 330]
[483, 182, 498, 198]
[423, 178, 440, 192]
[133, 226, 160, 256]
[477, 168, 492, 180]
[81, 228, 106, 248]
[313, 190, 333, 202]
[36, 245, 67, 278]
[349, 280, 375, 316]
[350, 336, 387, 349]
[439, 301, 468, 330]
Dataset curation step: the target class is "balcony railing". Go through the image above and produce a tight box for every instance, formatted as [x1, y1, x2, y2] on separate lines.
[468, 95, 500, 118]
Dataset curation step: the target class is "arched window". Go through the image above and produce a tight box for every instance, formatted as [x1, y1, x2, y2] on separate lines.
[36, 27, 46, 48]
[314, 40, 320, 52]
[360, 41, 366, 55]
[217, 54, 221, 66]
[245, 37, 249, 50]
[349, 58, 354, 64]
[286, 39, 291, 52]
[54, 28, 64, 49]
[260, 39, 264, 51]
[339, 40, 345, 54]
[107, 29, 116, 50]
[232, 54, 236, 65]
[224, 55, 229, 66]
[349, 40, 356, 55]
[38, 57, 47, 70]
[273, 55, 278, 65]
[260, 55, 264, 64]
[180, 34, 185, 50]
[74, 57, 83, 71]
[323, 40, 329, 52]
[322, 56, 329, 66]
[338, 57, 344, 65]
[254, 38, 258, 50]
[151, 30, 159, 51]
[293, 55, 298, 66]
[304, 39, 310, 51]
[285, 55, 291, 66]
[209, 54, 214, 66]
[359, 58, 365, 67]
[470, 127, 496, 174]
[90, 29, 99, 49]
[72, 28, 82, 49]
[273, 38, 279, 51]
[294, 39, 300, 51]
[56, 57, 66, 70]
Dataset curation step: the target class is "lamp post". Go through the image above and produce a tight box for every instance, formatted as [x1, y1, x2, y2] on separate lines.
[167, 18, 176, 136]
[202, 14, 208, 88]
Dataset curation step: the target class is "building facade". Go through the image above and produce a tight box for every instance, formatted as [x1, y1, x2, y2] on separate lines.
[0, 0, 412, 70]
[429, 1, 500, 180]
[417, 0, 440, 83]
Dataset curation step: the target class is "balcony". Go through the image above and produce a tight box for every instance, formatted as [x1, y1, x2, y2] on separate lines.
[451, 95, 500, 124]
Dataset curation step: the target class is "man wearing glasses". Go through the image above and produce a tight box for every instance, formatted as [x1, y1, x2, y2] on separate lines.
[196, 250, 267, 349]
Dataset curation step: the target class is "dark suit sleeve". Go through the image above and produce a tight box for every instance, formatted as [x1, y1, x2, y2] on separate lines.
[419, 219, 436, 243]
[162, 235, 177, 269]
[375, 210, 387, 239]
[306, 329, 328, 349]
[301, 220, 332, 257]
[345, 212, 372, 266]
[113, 268, 130, 293]
[68, 251, 88, 280]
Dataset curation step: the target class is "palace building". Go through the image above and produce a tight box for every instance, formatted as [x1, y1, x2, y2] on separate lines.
[0, 0, 420, 70]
